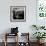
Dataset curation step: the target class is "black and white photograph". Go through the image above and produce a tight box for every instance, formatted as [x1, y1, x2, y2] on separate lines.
[10, 6, 26, 22]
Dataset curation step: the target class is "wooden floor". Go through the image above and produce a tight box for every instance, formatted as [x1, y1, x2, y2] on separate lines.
[0, 42, 46, 46]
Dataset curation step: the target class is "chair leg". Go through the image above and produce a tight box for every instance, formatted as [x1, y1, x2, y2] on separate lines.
[4, 41, 7, 46]
[4, 33, 7, 46]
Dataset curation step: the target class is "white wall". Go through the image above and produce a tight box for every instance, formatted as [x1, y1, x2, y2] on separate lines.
[0, 0, 37, 42]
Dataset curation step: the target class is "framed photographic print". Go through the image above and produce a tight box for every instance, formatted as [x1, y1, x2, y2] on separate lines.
[10, 6, 26, 22]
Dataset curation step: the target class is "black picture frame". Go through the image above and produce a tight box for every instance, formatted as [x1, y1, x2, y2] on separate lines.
[10, 6, 26, 22]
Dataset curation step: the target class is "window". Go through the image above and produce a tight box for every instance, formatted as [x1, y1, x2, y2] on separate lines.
[37, 0, 46, 18]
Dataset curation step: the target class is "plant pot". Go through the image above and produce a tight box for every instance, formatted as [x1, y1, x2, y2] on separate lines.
[40, 38, 45, 43]
[37, 39, 40, 43]
[37, 39, 45, 44]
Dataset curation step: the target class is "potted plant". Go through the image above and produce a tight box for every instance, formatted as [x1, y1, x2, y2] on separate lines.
[33, 32, 46, 43]
[32, 25, 39, 30]
[32, 24, 45, 30]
